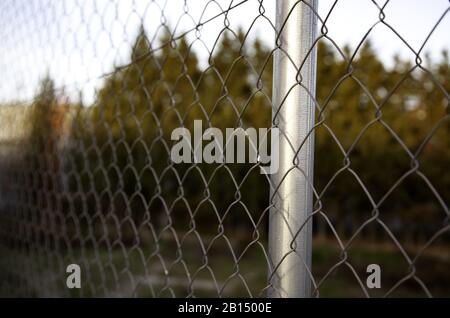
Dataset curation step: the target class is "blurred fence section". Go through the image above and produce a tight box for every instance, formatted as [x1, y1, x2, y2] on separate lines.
[0, 0, 449, 297]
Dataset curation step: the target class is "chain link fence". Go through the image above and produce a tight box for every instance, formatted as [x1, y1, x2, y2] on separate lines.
[0, 0, 449, 297]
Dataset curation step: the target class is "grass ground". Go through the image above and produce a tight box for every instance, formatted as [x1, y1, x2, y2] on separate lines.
[1, 237, 449, 297]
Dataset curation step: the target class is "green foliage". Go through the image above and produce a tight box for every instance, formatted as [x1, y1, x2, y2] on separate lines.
[63, 26, 449, 242]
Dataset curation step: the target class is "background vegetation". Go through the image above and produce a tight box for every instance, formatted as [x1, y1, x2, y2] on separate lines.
[1, 25, 449, 297]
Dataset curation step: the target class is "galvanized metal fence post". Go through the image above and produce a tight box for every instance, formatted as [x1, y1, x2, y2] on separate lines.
[268, 0, 318, 298]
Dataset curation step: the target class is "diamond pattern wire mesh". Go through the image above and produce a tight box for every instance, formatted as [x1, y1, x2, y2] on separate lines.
[0, 0, 449, 297]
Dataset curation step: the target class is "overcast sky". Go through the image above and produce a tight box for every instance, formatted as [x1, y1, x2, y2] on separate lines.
[1, 0, 449, 105]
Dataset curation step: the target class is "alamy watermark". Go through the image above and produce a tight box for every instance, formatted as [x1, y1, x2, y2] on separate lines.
[170, 120, 279, 174]
[66, 264, 81, 289]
